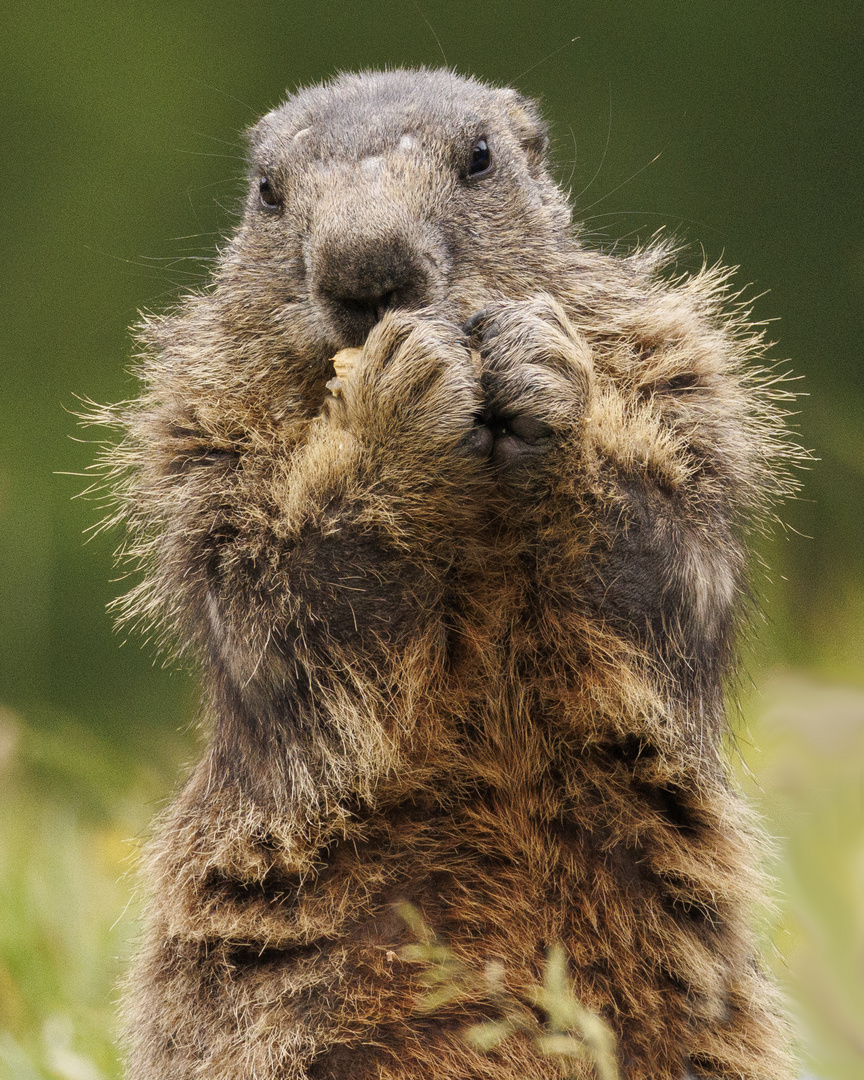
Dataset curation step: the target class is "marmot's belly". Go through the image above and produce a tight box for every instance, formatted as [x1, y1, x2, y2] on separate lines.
[138, 799, 738, 1080]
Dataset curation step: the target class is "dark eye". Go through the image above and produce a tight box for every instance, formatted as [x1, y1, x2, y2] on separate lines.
[258, 176, 281, 209]
[466, 138, 493, 178]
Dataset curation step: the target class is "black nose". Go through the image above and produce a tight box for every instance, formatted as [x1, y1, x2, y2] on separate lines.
[311, 232, 433, 346]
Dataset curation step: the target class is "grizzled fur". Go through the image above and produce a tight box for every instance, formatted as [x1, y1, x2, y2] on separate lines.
[95, 70, 800, 1079]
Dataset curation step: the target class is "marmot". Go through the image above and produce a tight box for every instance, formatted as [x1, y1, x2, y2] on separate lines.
[97, 69, 799, 1079]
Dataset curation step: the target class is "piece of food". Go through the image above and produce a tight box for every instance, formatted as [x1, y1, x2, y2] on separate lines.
[332, 347, 363, 379]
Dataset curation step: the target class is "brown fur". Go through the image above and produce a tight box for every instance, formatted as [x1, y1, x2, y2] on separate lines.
[94, 69, 801, 1079]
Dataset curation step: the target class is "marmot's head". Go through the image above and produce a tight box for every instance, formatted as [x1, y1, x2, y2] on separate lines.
[218, 69, 572, 362]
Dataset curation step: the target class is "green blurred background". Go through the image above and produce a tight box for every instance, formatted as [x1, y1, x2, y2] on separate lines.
[1, 1, 861, 1077]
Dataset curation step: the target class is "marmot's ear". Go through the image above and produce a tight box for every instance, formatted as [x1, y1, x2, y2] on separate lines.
[244, 114, 273, 149]
[499, 89, 549, 174]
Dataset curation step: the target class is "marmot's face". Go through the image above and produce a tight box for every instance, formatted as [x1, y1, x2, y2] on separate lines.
[220, 70, 571, 365]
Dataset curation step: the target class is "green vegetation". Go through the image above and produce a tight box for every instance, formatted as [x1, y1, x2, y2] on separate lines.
[399, 903, 620, 1079]
[734, 677, 864, 1080]
[0, 710, 188, 1080]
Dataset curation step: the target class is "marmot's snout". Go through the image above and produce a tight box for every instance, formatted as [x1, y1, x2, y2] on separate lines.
[310, 230, 432, 345]
[307, 187, 449, 347]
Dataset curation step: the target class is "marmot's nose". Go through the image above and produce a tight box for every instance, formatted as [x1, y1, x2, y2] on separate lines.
[310, 231, 434, 346]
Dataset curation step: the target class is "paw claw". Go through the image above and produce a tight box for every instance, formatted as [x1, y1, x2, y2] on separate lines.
[461, 309, 489, 340]
[462, 422, 494, 459]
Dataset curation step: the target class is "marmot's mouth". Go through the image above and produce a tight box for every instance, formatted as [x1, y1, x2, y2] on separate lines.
[319, 292, 426, 350]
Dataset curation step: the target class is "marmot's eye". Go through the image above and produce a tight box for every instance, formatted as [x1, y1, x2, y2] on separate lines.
[466, 138, 493, 178]
[258, 176, 281, 209]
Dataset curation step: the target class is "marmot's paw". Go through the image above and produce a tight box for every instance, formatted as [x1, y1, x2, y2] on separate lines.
[329, 310, 481, 453]
[463, 296, 593, 472]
